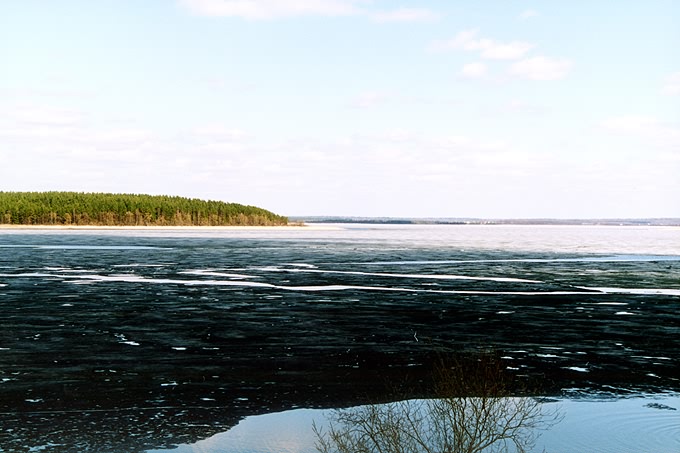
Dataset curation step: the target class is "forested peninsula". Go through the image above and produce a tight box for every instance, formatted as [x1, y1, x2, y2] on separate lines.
[0, 192, 288, 226]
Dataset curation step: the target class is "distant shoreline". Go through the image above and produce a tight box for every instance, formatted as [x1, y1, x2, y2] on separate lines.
[293, 217, 680, 227]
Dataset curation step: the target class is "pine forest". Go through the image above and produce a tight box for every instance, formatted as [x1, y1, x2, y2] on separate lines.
[0, 192, 289, 226]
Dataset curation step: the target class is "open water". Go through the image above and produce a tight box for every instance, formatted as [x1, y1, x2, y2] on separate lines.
[0, 224, 678, 452]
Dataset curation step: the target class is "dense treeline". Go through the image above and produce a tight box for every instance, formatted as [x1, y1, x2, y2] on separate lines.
[0, 192, 288, 226]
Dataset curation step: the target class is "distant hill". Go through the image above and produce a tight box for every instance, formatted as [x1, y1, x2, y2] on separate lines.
[0, 192, 288, 226]
[291, 216, 680, 226]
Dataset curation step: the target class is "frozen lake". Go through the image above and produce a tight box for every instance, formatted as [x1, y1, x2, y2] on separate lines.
[0, 224, 678, 452]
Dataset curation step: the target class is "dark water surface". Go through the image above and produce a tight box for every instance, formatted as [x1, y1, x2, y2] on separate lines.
[0, 225, 679, 452]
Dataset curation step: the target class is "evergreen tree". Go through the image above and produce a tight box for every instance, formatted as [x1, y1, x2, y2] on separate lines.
[0, 192, 288, 226]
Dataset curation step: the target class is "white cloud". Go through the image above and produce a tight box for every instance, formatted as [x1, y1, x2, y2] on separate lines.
[502, 99, 548, 115]
[459, 62, 488, 79]
[601, 115, 658, 131]
[431, 29, 534, 60]
[519, 9, 539, 20]
[179, 0, 442, 23]
[480, 42, 534, 60]
[2, 100, 677, 217]
[600, 115, 680, 150]
[372, 7, 440, 23]
[435, 29, 477, 50]
[508, 56, 572, 80]
[350, 91, 392, 109]
[1, 86, 93, 100]
[191, 124, 249, 141]
[661, 71, 680, 96]
[178, 0, 362, 19]
[5, 103, 85, 128]
[431, 29, 573, 83]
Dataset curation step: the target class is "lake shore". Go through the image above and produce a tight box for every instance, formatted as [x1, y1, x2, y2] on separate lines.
[0, 223, 341, 231]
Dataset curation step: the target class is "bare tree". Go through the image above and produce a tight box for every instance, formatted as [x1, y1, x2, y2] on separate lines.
[314, 354, 561, 453]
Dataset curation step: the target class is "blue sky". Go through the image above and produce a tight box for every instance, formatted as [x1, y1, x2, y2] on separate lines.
[1, 1, 679, 218]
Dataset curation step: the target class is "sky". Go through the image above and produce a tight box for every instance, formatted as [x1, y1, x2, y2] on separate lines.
[1, 1, 679, 218]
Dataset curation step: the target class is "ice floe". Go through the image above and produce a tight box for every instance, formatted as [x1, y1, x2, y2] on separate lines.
[180, 269, 259, 279]
[578, 287, 680, 296]
[254, 267, 543, 284]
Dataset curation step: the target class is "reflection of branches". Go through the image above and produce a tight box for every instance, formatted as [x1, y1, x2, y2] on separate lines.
[314, 354, 562, 453]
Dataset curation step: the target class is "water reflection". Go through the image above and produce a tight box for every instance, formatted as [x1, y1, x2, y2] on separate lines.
[148, 395, 680, 453]
[148, 354, 679, 453]
[315, 354, 562, 453]
[146, 409, 323, 453]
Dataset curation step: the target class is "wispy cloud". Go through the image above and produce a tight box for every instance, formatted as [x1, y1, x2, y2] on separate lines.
[190, 124, 249, 141]
[178, 0, 362, 19]
[350, 91, 393, 109]
[4, 103, 86, 128]
[432, 28, 572, 82]
[661, 71, 680, 96]
[372, 7, 440, 23]
[1, 86, 94, 101]
[501, 99, 549, 115]
[508, 56, 573, 80]
[0, 107, 260, 197]
[459, 62, 488, 79]
[518, 9, 539, 20]
[431, 29, 534, 60]
[178, 0, 439, 22]
[601, 115, 680, 150]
